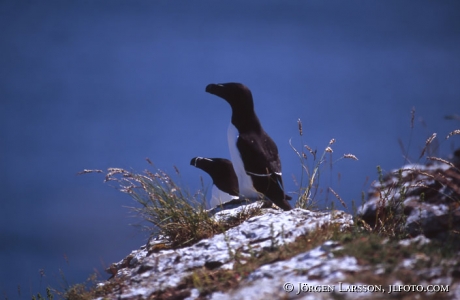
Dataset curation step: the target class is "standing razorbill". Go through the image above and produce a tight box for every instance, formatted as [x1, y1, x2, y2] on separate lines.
[205, 82, 292, 211]
[190, 157, 239, 208]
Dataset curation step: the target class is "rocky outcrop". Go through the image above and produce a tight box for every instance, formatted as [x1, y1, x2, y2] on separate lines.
[93, 149, 460, 300]
[95, 203, 460, 299]
[97, 206, 354, 299]
[358, 152, 460, 238]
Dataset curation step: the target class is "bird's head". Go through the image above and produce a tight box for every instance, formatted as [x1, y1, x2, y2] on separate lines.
[205, 82, 254, 112]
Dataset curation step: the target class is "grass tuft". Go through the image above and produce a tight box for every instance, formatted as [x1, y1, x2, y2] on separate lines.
[82, 159, 261, 249]
[290, 119, 358, 210]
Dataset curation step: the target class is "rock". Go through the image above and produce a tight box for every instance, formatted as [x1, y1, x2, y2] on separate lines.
[93, 150, 460, 299]
[358, 150, 460, 238]
[97, 208, 353, 299]
[95, 202, 460, 299]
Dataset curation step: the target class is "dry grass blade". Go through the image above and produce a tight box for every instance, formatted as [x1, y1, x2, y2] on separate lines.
[397, 138, 406, 158]
[419, 133, 437, 158]
[426, 156, 456, 169]
[343, 154, 358, 160]
[410, 107, 415, 128]
[288, 138, 301, 158]
[297, 118, 303, 136]
[329, 187, 347, 209]
[297, 140, 335, 209]
[173, 165, 180, 175]
[76, 169, 103, 175]
[304, 145, 316, 160]
[425, 133, 437, 146]
[446, 129, 460, 139]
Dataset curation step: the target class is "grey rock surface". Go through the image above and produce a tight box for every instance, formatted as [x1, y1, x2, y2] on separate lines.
[98, 208, 353, 299]
[97, 204, 460, 299]
[358, 160, 460, 238]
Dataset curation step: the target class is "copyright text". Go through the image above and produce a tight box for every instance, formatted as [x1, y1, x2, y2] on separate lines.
[282, 282, 449, 295]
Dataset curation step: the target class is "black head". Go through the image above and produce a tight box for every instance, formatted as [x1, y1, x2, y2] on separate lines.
[205, 82, 254, 112]
[190, 157, 239, 196]
[190, 157, 215, 169]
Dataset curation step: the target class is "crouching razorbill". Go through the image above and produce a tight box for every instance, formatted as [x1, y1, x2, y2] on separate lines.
[190, 157, 239, 208]
[205, 82, 292, 211]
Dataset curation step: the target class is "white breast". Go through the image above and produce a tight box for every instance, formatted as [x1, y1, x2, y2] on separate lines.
[209, 184, 239, 208]
[227, 123, 259, 199]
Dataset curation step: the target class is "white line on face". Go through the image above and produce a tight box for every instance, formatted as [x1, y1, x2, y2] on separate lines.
[194, 157, 213, 166]
[246, 171, 282, 177]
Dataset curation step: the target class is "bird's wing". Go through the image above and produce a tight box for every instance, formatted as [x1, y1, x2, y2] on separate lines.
[236, 132, 282, 176]
[237, 132, 292, 205]
[237, 131, 292, 199]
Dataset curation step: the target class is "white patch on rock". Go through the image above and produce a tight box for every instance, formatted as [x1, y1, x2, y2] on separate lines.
[100, 208, 353, 299]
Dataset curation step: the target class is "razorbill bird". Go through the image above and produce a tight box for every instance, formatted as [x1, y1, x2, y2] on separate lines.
[190, 157, 239, 208]
[205, 82, 292, 211]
